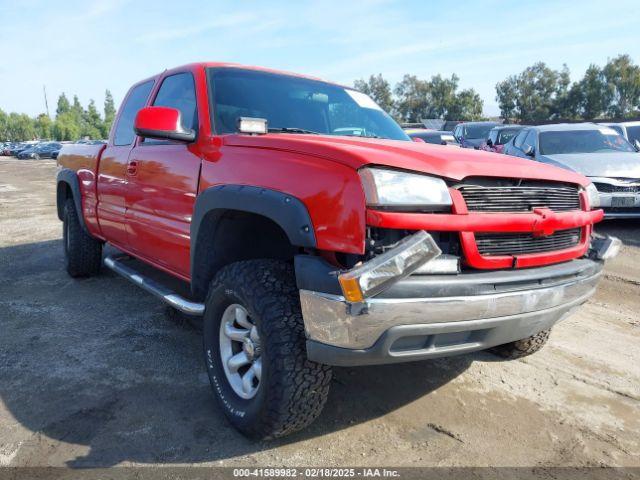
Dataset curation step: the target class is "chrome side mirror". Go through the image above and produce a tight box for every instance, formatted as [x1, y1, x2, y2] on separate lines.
[523, 145, 535, 157]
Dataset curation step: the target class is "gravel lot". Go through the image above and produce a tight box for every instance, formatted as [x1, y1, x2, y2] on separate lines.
[0, 157, 638, 469]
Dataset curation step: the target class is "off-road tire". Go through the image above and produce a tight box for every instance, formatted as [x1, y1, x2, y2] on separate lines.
[63, 198, 102, 277]
[203, 259, 332, 440]
[490, 329, 551, 359]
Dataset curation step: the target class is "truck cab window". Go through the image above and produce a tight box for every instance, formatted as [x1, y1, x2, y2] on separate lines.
[113, 80, 154, 146]
[152, 72, 198, 133]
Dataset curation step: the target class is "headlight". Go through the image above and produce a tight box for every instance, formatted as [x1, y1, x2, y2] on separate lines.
[359, 167, 452, 211]
[585, 183, 600, 209]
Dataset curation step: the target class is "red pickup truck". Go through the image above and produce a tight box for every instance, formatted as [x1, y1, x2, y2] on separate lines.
[56, 62, 618, 440]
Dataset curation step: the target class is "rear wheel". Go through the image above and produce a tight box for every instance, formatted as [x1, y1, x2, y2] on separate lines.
[490, 329, 551, 359]
[63, 198, 102, 277]
[203, 259, 332, 439]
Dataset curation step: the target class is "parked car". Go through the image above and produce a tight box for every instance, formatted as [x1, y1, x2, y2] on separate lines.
[56, 63, 615, 440]
[405, 129, 458, 145]
[17, 142, 62, 159]
[503, 123, 640, 218]
[452, 121, 501, 149]
[75, 139, 107, 145]
[0, 142, 13, 155]
[481, 125, 523, 153]
[599, 121, 640, 150]
[6, 142, 35, 156]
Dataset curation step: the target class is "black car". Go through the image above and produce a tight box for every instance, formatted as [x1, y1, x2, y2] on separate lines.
[406, 129, 458, 145]
[17, 142, 62, 159]
[452, 121, 501, 149]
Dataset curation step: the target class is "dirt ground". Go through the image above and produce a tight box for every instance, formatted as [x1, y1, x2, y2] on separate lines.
[0, 157, 638, 469]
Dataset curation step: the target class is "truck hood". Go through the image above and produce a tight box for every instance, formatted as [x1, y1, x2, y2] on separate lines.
[539, 152, 640, 179]
[224, 134, 591, 187]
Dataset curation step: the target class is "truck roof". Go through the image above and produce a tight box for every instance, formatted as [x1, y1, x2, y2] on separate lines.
[140, 62, 331, 87]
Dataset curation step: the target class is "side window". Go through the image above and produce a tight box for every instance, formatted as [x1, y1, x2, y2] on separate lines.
[523, 129, 537, 150]
[152, 72, 198, 132]
[513, 129, 528, 148]
[113, 81, 154, 146]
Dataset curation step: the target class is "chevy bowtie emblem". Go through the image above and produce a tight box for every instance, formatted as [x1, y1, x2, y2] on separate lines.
[532, 208, 558, 237]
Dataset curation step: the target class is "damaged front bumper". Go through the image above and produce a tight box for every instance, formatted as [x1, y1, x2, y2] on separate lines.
[297, 232, 618, 366]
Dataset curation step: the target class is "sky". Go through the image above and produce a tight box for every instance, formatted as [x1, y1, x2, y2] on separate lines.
[1, 0, 639, 118]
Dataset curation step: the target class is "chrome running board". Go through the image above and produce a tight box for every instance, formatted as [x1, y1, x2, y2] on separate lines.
[104, 254, 205, 316]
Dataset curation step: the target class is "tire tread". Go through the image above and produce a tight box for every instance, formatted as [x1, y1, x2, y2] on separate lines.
[205, 259, 332, 439]
[63, 198, 102, 277]
[490, 329, 551, 359]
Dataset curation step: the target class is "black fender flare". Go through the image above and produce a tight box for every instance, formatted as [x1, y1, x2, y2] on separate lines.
[190, 185, 317, 294]
[56, 168, 88, 232]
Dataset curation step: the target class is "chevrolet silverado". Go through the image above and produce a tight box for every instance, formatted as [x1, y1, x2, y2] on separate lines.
[56, 63, 618, 439]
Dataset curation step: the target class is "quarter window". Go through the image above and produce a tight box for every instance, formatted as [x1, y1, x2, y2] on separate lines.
[113, 80, 154, 146]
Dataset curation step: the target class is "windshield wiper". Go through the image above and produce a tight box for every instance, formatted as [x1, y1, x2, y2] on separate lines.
[268, 127, 320, 135]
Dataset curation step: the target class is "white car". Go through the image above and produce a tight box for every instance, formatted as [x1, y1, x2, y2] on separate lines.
[600, 121, 640, 151]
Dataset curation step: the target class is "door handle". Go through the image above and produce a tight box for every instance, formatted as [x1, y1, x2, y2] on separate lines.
[127, 160, 138, 176]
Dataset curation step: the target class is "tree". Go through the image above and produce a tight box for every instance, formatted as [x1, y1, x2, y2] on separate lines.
[394, 73, 483, 122]
[6, 113, 35, 141]
[571, 65, 608, 119]
[0, 108, 8, 140]
[353, 74, 394, 115]
[394, 74, 431, 122]
[602, 54, 640, 118]
[71, 95, 84, 124]
[81, 99, 103, 139]
[448, 88, 484, 121]
[495, 62, 573, 123]
[53, 112, 81, 141]
[103, 89, 116, 138]
[56, 93, 71, 117]
[495, 78, 518, 122]
[550, 65, 576, 119]
[34, 114, 53, 139]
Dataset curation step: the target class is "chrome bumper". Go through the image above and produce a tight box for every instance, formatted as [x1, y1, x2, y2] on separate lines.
[592, 177, 640, 217]
[300, 259, 603, 365]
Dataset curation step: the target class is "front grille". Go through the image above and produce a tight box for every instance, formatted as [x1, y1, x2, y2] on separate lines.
[593, 183, 640, 193]
[458, 183, 581, 212]
[475, 229, 582, 256]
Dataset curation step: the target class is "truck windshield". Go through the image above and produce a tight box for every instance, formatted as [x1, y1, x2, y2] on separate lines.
[539, 129, 636, 155]
[208, 68, 409, 141]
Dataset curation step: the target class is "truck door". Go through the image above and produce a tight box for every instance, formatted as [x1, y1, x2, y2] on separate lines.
[97, 80, 154, 248]
[125, 71, 201, 279]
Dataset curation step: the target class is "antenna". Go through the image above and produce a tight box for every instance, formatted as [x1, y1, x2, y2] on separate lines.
[43, 85, 50, 117]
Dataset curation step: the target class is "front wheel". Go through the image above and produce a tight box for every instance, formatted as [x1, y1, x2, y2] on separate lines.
[203, 259, 332, 439]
